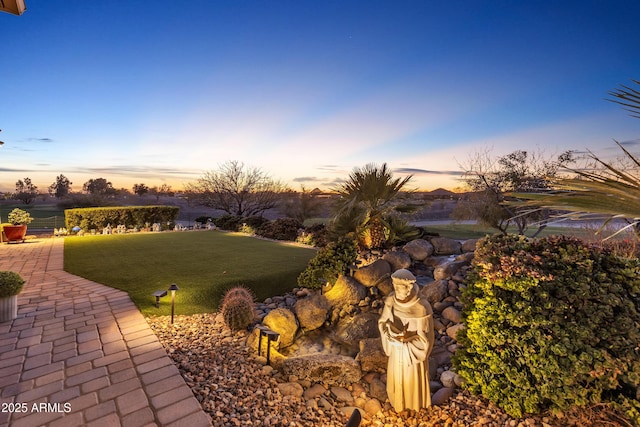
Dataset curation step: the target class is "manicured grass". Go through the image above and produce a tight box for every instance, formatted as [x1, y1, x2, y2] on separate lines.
[64, 231, 317, 316]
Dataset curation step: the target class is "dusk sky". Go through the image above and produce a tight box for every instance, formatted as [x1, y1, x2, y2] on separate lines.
[1, 1, 639, 193]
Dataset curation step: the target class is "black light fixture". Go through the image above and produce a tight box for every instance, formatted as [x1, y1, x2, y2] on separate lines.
[256, 325, 280, 366]
[168, 283, 179, 324]
[152, 290, 167, 308]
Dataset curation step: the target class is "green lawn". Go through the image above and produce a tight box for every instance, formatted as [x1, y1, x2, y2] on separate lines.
[64, 231, 317, 316]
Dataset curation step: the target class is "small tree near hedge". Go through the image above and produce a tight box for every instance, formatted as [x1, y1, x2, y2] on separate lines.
[453, 234, 640, 420]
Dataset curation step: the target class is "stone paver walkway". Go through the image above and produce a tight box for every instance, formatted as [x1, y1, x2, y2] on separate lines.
[0, 238, 212, 427]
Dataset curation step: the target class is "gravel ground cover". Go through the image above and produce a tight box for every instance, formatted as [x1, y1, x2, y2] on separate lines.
[147, 313, 630, 427]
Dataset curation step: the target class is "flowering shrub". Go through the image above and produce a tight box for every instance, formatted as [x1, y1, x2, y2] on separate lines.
[454, 234, 640, 419]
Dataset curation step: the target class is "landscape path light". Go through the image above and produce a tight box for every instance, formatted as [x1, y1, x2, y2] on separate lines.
[169, 283, 179, 324]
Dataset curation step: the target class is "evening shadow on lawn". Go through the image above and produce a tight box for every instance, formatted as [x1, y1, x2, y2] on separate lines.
[63, 231, 316, 316]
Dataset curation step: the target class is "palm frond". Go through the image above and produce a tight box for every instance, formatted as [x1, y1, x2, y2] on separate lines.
[608, 79, 640, 119]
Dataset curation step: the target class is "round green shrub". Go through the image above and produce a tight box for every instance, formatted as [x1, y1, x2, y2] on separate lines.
[213, 215, 243, 231]
[257, 218, 303, 241]
[453, 234, 640, 419]
[296, 223, 328, 247]
[297, 236, 358, 289]
[8, 208, 33, 225]
[243, 216, 270, 229]
[0, 271, 25, 298]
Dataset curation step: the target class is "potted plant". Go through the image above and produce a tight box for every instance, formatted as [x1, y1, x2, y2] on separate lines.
[0, 271, 25, 322]
[2, 208, 33, 243]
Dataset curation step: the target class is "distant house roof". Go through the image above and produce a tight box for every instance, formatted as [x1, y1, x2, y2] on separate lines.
[0, 0, 26, 16]
[428, 188, 455, 197]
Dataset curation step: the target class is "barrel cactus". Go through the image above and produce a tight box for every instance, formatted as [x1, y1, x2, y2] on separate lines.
[220, 285, 255, 331]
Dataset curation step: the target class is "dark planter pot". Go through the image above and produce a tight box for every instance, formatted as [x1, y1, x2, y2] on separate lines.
[3, 225, 27, 243]
[0, 295, 18, 322]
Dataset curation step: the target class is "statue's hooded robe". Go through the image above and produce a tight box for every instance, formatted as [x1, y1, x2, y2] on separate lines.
[378, 283, 435, 412]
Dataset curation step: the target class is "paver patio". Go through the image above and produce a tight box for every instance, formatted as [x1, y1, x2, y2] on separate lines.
[0, 238, 213, 427]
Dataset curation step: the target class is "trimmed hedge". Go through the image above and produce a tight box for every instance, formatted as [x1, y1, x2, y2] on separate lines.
[453, 234, 640, 419]
[65, 206, 179, 231]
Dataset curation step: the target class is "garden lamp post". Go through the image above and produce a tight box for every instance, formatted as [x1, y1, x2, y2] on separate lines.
[169, 283, 179, 324]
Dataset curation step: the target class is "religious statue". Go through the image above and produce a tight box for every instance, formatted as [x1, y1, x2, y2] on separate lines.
[378, 268, 435, 412]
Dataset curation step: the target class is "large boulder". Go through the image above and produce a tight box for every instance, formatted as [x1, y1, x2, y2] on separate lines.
[353, 259, 391, 288]
[376, 276, 394, 296]
[402, 239, 434, 261]
[263, 308, 298, 348]
[446, 323, 465, 341]
[324, 275, 368, 308]
[355, 338, 387, 373]
[433, 261, 467, 280]
[420, 279, 449, 306]
[442, 306, 462, 324]
[335, 312, 381, 347]
[294, 294, 330, 331]
[279, 354, 362, 385]
[461, 238, 479, 253]
[430, 237, 462, 255]
[382, 251, 412, 271]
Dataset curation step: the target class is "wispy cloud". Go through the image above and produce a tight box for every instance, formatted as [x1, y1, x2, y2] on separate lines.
[619, 138, 640, 147]
[0, 167, 39, 173]
[292, 176, 322, 182]
[73, 165, 201, 178]
[26, 137, 54, 143]
[394, 167, 464, 176]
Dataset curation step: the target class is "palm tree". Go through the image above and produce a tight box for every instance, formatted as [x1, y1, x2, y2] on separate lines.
[331, 163, 413, 249]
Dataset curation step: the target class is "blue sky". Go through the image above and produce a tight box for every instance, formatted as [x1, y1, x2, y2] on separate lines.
[1, 1, 639, 193]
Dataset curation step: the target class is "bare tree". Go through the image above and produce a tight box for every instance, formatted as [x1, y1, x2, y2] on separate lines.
[453, 148, 573, 236]
[186, 161, 287, 216]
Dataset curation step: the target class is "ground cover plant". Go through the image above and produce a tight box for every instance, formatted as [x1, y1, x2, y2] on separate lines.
[454, 234, 640, 421]
[64, 231, 316, 316]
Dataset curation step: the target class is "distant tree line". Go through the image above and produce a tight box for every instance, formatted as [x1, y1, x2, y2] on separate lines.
[5, 174, 175, 208]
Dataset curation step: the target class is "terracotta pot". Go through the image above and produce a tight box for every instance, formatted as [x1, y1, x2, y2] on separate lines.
[0, 295, 18, 322]
[3, 225, 27, 243]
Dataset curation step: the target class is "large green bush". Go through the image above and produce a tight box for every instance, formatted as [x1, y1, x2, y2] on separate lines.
[297, 236, 358, 289]
[454, 234, 640, 419]
[213, 215, 243, 231]
[65, 206, 179, 231]
[257, 218, 302, 241]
